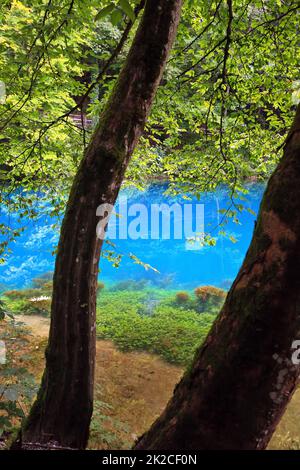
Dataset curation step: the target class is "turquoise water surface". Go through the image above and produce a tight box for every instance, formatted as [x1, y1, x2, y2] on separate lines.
[0, 183, 264, 290]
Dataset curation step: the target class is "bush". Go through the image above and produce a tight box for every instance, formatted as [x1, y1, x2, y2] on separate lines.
[97, 282, 105, 294]
[194, 286, 226, 313]
[96, 290, 215, 366]
[32, 271, 53, 289]
[4, 290, 29, 300]
[3, 295, 51, 317]
[25, 298, 51, 316]
[175, 291, 190, 304]
[110, 279, 148, 291]
[2, 283, 219, 364]
[194, 285, 226, 302]
[3, 280, 53, 317]
[0, 319, 38, 443]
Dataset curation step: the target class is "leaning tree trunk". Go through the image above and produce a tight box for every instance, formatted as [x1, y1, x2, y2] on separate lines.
[13, 0, 182, 450]
[135, 105, 300, 450]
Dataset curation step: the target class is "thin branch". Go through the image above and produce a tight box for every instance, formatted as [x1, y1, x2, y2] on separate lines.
[179, 0, 222, 55]
[221, 0, 233, 85]
[0, 0, 76, 126]
[176, 36, 226, 79]
[244, 1, 300, 36]
[0, 0, 145, 134]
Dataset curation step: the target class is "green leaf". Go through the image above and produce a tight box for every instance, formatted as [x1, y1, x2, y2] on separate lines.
[95, 4, 115, 21]
[119, 0, 135, 22]
[111, 8, 123, 25]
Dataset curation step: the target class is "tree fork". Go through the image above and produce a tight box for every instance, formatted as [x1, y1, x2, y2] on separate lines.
[12, 0, 182, 450]
[135, 105, 300, 450]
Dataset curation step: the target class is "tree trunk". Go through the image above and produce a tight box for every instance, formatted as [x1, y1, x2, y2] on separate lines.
[13, 0, 182, 450]
[135, 104, 300, 450]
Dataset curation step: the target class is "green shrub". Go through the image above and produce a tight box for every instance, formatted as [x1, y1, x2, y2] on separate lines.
[3, 281, 53, 317]
[194, 285, 226, 313]
[97, 282, 105, 294]
[4, 290, 29, 300]
[2, 283, 219, 365]
[194, 285, 226, 302]
[4, 288, 46, 300]
[175, 291, 190, 304]
[96, 290, 215, 366]
[0, 319, 38, 441]
[32, 271, 53, 289]
[3, 296, 51, 317]
[110, 279, 148, 291]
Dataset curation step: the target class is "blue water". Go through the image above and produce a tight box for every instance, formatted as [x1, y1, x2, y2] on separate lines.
[0, 183, 264, 290]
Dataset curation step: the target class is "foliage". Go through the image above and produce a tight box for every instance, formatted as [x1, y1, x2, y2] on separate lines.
[3, 286, 51, 317]
[32, 272, 53, 289]
[149, 0, 299, 183]
[175, 291, 190, 304]
[0, 0, 299, 259]
[96, 289, 216, 365]
[0, 315, 38, 441]
[97, 281, 105, 293]
[109, 278, 148, 291]
[193, 285, 226, 313]
[1, 277, 225, 365]
[126, 0, 300, 235]
[194, 285, 226, 302]
[89, 386, 131, 450]
[0, 0, 139, 259]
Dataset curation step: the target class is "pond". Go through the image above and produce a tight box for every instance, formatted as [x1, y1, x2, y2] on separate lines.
[0, 182, 265, 290]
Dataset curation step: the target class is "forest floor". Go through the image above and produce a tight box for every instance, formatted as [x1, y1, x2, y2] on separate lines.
[2, 314, 300, 450]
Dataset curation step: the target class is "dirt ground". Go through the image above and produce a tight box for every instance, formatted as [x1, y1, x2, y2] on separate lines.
[17, 315, 183, 449]
[11, 315, 300, 450]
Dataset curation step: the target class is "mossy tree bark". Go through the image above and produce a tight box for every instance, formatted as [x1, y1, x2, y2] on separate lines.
[135, 105, 300, 450]
[13, 0, 182, 450]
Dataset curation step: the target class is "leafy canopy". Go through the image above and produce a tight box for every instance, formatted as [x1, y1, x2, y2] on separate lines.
[0, 0, 299, 258]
